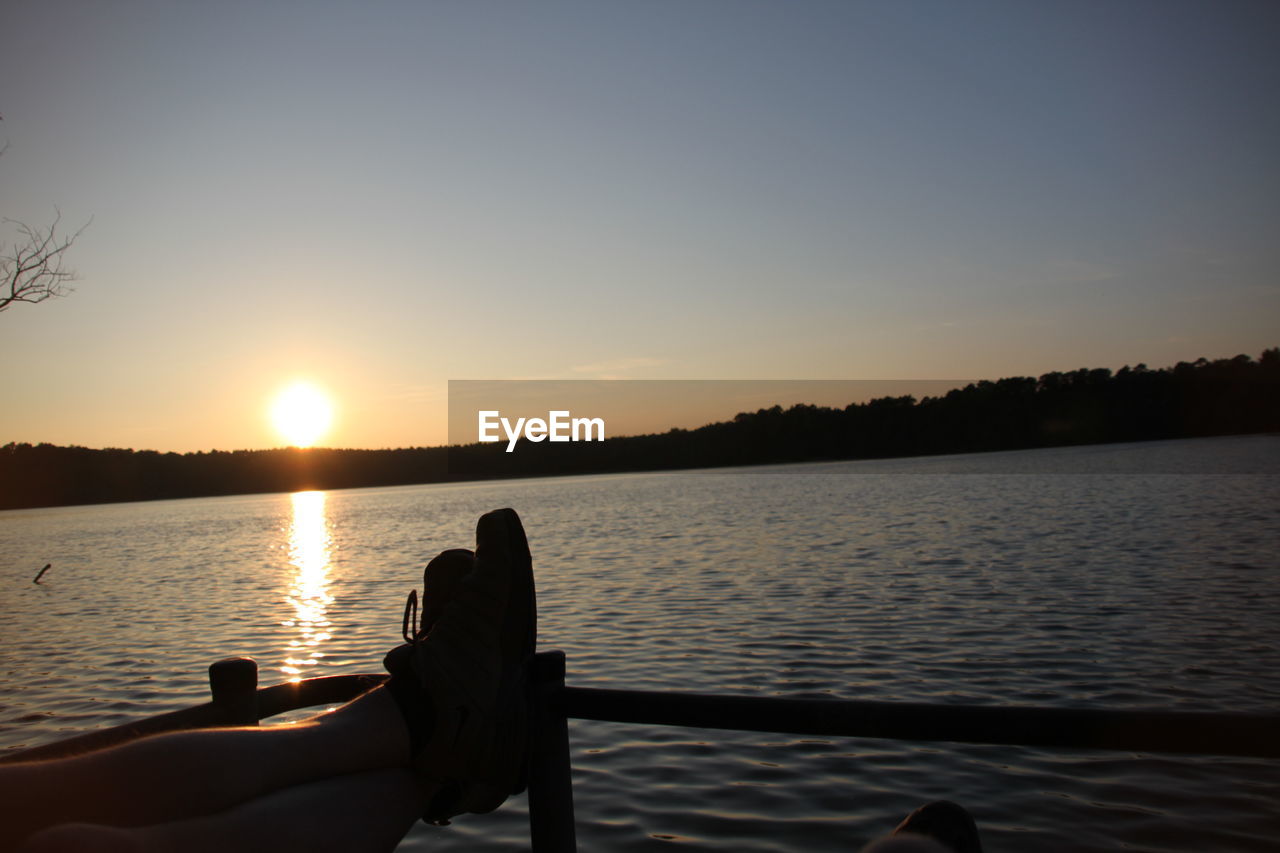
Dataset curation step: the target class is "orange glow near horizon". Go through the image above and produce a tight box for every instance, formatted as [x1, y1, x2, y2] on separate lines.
[270, 381, 335, 448]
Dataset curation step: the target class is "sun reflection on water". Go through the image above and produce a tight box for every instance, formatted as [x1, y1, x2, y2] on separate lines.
[281, 490, 334, 682]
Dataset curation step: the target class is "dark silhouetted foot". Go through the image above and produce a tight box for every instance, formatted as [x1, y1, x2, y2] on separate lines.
[384, 509, 537, 824]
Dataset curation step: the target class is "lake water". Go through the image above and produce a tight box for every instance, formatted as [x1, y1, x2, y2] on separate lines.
[2, 435, 1278, 851]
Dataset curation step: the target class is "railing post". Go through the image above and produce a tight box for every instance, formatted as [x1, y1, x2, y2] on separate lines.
[208, 657, 258, 726]
[528, 650, 577, 853]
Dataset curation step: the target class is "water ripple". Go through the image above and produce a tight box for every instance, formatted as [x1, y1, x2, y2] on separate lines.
[1, 437, 1278, 850]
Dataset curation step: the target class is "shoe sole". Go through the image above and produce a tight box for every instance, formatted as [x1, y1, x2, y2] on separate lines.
[448, 507, 537, 815]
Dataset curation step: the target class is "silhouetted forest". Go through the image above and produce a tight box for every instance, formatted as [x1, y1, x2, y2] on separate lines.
[3, 350, 1277, 510]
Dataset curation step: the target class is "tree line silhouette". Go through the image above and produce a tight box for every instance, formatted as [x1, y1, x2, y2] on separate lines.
[3, 349, 1277, 510]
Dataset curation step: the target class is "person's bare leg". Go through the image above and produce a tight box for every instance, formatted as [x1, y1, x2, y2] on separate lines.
[4, 508, 535, 849]
[17, 769, 426, 853]
[0, 686, 416, 849]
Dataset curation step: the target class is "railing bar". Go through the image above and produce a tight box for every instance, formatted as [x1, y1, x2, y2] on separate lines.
[0, 674, 382, 764]
[562, 686, 1280, 758]
[6, 670, 1276, 764]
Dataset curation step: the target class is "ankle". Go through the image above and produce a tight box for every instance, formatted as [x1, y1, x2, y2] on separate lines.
[322, 684, 420, 767]
[380, 678, 432, 759]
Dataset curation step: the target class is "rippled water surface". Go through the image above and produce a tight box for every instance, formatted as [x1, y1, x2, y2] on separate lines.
[2, 436, 1278, 851]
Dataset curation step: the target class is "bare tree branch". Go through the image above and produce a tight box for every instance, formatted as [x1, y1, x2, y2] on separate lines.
[1, 140, 91, 315]
[1, 210, 90, 313]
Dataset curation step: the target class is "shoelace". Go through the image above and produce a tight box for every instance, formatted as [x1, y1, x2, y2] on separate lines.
[401, 588, 419, 645]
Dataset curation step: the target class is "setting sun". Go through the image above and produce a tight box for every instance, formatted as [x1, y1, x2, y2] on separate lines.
[270, 382, 335, 448]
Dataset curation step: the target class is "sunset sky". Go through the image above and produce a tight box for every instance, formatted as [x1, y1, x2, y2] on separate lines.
[2, 1, 1277, 452]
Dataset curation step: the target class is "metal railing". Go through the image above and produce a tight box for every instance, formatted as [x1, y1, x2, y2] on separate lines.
[4, 651, 1277, 852]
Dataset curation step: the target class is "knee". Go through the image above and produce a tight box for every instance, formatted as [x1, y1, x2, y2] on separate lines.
[17, 823, 143, 853]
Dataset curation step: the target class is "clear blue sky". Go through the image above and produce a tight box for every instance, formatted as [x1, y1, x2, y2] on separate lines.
[2, 0, 1277, 451]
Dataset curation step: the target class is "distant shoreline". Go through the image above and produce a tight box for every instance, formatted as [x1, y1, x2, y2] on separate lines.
[3, 351, 1276, 511]
[1, 432, 1275, 514]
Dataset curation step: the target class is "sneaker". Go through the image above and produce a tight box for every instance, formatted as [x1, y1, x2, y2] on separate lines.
[386, 508, 537, 823]
[383, 548, 475, 681]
